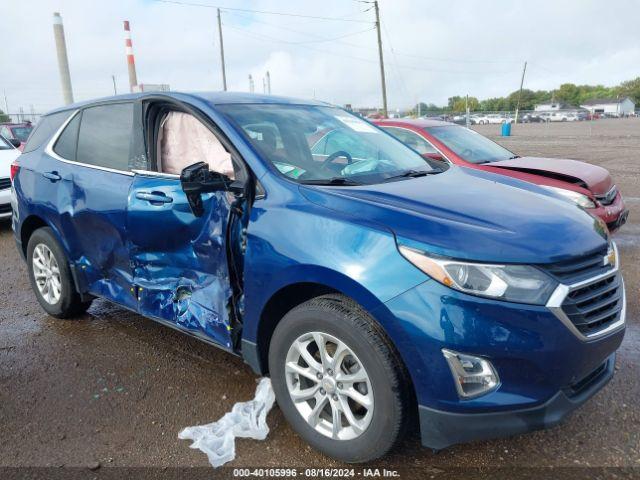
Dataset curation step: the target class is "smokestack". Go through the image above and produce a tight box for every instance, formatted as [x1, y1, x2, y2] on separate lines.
[266, 71, 271, 94]
[52, 12, 74, 105]
[123, 21, 138, 92]
[248, 74, 254, 93]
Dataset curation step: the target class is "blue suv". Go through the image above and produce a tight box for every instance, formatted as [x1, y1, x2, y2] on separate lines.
[12, 93, 625, 462]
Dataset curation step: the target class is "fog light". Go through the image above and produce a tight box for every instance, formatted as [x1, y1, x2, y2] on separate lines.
[442, 349, 499, 399]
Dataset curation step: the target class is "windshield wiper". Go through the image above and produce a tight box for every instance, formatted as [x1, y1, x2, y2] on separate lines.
[508, 155, 520, 160]
[300, 177, 363, 186]
[382, 169, 439, 182]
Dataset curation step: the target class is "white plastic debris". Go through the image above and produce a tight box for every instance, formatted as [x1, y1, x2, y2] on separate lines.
[178, 377, 276, 467]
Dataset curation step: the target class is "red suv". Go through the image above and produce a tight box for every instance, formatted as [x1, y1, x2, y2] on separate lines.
[375, 118, 628, 231]
[0, 122, 34, 151]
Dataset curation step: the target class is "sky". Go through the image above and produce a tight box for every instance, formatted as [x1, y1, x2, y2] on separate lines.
[2, 0, 640, 114]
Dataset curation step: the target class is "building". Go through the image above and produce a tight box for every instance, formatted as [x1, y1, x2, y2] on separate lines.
[580, 97, 635, 116]
[534, 102, 569, 112]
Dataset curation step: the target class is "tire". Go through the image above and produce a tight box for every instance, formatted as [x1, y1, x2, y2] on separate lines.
[269, 294, 412, 463]
[26, 227, 92, 318]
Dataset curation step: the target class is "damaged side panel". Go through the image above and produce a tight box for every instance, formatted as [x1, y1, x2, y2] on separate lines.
[127, 174, 237, 349]
[61, 165, 137, 310]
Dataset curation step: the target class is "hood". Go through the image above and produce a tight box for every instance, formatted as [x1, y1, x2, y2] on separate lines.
[299, 167, 608, 264]
[487, 156, 613, 195]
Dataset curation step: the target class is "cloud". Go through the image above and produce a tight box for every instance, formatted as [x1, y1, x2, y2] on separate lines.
[1, 0, 639, 113]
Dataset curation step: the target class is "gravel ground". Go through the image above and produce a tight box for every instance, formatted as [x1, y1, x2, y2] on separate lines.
[0, 118, 638, 477]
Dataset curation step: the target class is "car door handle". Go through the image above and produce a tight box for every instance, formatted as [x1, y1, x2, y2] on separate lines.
[42, 171, 61, 182]
[135, 192, 173, 204]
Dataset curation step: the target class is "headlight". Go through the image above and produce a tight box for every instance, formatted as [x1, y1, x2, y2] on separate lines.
[398, 246, 558, 305]
[542, 186, 596, 209]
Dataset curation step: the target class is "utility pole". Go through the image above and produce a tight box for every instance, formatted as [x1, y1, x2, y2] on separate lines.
[52, 12, 74, 105]
[111, 75, 117, 95]
[248, 74, 254, 93]
[3, 90, 9, 116]
[465, 94, 470, 128]
[514, 61, 527, 124]
[373, 1, 388, 118]
[217, 8, 227, 91]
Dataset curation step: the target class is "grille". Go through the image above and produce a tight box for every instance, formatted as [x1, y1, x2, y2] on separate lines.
[542, 247, 612, 284]
[596, 186, 618, 206]
[0, 178, 11, 190]
[0, 204, 11, 214]
[561, 273, 623, 336]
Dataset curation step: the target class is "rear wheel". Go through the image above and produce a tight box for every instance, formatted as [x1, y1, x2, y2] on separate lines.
[269, 294, 411, 463]
[27, 227, 92, 318]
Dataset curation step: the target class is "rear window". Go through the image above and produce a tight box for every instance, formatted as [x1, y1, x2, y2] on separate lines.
[76, 103, 133, 171]
[22, 111, 73, 153]
[12, 126, 33, 142]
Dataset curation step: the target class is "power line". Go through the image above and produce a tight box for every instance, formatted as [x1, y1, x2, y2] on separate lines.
[381, 19, 410, 102]
[154, 0, 374, 24]
[224, 24, 515, 75]
[157, 0, 522, 65]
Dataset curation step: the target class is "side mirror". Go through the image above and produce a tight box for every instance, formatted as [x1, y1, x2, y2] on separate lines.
[8, 138, 21, 148]
[422, 152, 445, 162]
[180, 161, 242, 217]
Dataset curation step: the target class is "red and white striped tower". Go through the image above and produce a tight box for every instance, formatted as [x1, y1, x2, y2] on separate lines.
[123, 21, 138, 92]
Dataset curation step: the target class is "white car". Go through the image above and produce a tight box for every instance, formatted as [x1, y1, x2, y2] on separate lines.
[0, 135, 20, 219]
[471, 114, 489, 124]
[486, 114, 511, 124]
[549, 112, 577, 122]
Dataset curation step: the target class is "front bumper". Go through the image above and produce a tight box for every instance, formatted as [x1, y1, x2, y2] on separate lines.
[419, 353, 615, 449]
[0, 187, 12, 218]
[376, 270, 624, 450]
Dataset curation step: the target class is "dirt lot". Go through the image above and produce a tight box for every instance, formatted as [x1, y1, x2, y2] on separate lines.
[0, 118, 639, 476]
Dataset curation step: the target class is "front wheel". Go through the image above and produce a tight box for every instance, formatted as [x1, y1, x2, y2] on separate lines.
[269, 295, 412, 463]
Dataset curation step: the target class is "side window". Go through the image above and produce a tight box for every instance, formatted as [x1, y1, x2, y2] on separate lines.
[53, 112, 81, 160]
[76, 103, 133, 171]
[158, 111, 234, 179]
[22, 111, 73, 154]
[382, 127, 437, 155]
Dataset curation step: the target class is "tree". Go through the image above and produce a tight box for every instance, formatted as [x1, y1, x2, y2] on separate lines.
[410, 102, 445, 116]
[429, 76, 638, 113]
[447, 96, 463, 110]
[451, 96, 479, 112]
[507, 89, 538, 111]
[0, 109, 9, 123]
[555, 83, 582, 106]
[617, 77, 640, 104]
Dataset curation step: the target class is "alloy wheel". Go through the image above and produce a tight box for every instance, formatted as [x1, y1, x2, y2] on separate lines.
[32, 243, 62, 305]
[285, 331, 374, 440]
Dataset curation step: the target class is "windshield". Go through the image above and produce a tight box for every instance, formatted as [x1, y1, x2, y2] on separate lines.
[11, 126, 33, 142]
[425, 126, 516, 164]
[219, 104, 432, 185]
